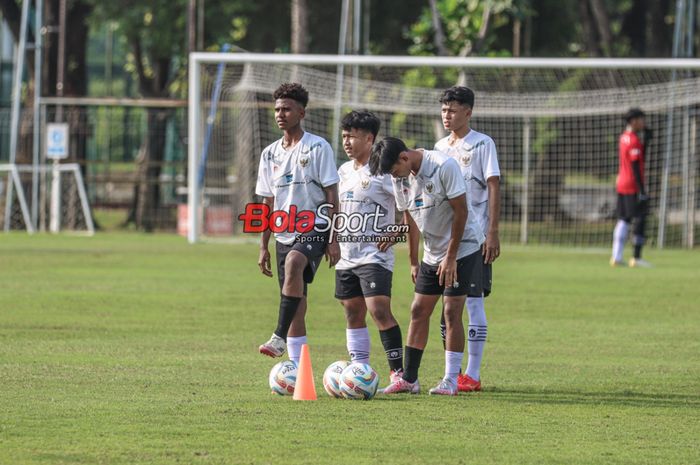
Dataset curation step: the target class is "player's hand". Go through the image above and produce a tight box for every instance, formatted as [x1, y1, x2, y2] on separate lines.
[437, 257, 458, 288]
[325, 240, 340, 267]
[410, 263, 419, 284]
[377, 233, 401, 252]
[483, 232, 500, 264]
[258, 248, 272, 277]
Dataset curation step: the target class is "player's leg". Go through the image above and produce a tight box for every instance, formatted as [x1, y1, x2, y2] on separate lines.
[259, 246, 308, 357]
[287, 298, 307, 364]
[630, 201, 651, 267]
[460, 262, 489, 392]
[356, 264, 403, 378]
[611, 195, 632, 266]
[431, 251, 483, 396]
[336, 268, 370, 364]
[260, 232, 326, 358]
[439, 304, 447, 350]
[382, 262, 441, 394]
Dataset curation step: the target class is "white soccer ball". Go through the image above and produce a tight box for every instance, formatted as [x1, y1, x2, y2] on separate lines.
[323, 360, 350, 398]
[339, 362, 379, 400]
[269, 360, 297, 395]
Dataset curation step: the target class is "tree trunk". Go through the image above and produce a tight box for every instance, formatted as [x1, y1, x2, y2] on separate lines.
[649, 0, 672, 56]
[291, 0, 309, 53]
[622, 0, 647, 56]
[587, 0, 613, 56]
[578, 1, 600, 57]
[133, 109, 168, 232]
[428, 0, 449, 56]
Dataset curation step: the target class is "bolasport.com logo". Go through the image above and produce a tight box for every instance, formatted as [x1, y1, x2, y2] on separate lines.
[237, 203, 408, 244]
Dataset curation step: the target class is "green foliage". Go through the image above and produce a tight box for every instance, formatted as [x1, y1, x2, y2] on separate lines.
[408, 0, 530, 57]
[0, 234, 698, 464]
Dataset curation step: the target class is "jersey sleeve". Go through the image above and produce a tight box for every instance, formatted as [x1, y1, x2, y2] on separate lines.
[316, 141, 340, 187]
[392, 178, 408, 212]
[483, 138, 501, 178]
[628, 134, 643, 162]
[255, 149, 274, 197]
[382, 174, 395, 197]
[441, 158, 467, 200]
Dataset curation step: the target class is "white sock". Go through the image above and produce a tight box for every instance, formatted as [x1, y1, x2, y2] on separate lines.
[445, 350, 463, 386]
[287, 336, 307, 365]
[346, 327, 370, 364]
[612, 220, 629, 262]
[466, 296, 487, 381]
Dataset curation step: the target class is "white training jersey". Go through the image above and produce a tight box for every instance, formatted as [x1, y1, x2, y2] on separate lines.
[392, 150, 484, 266]
[335, 162, 396, 271]
[255, 131, 340, 245]
[435, 130, 500, 234]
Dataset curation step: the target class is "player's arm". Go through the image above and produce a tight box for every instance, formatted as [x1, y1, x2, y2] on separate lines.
[404, 211, 420, 284]
[258, 196, 274, 277]
[323, 184, 341, 267]
[631, 161, 646, 197]
[438, 194, 467, 287]
[484, 176, 501, 264]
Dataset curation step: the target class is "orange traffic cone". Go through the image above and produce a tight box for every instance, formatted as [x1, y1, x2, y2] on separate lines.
[293, 343, 317, 401]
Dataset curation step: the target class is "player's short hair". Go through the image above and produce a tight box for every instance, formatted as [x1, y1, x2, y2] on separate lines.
[341, 110, 381, 140]
[625, 108, 645, 123]
[273, 83, 309, 108]
[439, 86, 475, 108]
[369, 137, 407, 176]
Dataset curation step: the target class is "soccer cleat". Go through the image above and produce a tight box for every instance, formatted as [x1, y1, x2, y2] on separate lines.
[381, 376, 420, 394]
[610, 257, 625, 267]
[259, 333, 286, 358]
[629, 258, 652, 268]
[429, 378, 458, 396]
[377, 369, 405, 393]
[457, 373, 482, 392]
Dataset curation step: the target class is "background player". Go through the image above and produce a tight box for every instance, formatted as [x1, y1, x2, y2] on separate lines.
[255, 83, 341, 364]
[370, 137, 485, 396]
[335, 111, 404, 384]
[434, 86, 501, 392]
[611, 108, 651, 268]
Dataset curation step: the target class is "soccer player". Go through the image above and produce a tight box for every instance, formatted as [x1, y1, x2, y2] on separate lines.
[611, 108, 651, 268]
[370, 137, 485, 396]
[434, 86, 501, 392]
[335, 110, 404, 381]
[255, 83, 341, 364]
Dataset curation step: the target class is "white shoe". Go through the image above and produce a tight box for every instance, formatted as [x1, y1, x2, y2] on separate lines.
[629, 258, 652, 268]
[610, 257, 625, 267]
[381, 376, 420, 394]
[259, 333, 286, 357]
[429, 378, 458, 396]
[378, 369, 404, 393]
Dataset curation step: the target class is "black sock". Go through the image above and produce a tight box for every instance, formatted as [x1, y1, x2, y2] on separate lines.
[634, 245, 642, 259]
[379, 325, 403, 372]
[402, 346, 424, 383]
[440, 307, 447, 350]
[274, 294, 302, 340]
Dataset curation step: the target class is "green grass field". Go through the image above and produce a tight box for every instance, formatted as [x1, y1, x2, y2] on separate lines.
[1, 233, 698, 465]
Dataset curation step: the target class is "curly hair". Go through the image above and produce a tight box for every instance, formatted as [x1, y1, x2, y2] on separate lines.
[273, 83, 309, 108]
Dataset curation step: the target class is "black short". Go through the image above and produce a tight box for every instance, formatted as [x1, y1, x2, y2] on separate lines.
[617, 194, 642, 222]
[335, 264, 393, 300]
[276, 230, 328, 295]
[483, 262, 492, 297]
[415, 250, 483, 297]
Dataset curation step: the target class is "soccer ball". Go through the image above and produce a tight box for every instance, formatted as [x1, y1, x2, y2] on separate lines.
[339, 362, 379, 400]
[323, 360, 350, 398]
[268, 360, 297, 395]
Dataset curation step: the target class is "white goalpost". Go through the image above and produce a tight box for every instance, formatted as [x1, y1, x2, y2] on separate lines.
[187, 53, 700, 247]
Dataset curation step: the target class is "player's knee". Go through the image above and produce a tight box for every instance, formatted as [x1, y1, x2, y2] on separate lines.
[284, 253, 307, 279]
[369, 306, 394, 327]
[442, 304, 463, 324]
[409, 302, 431, 322]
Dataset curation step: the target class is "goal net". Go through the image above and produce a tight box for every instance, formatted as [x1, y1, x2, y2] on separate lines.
[188, 54, 699, 248]
[1, 163, 95, 234]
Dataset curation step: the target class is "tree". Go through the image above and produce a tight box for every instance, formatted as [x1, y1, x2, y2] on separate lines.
[291, 0, 308, 53]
